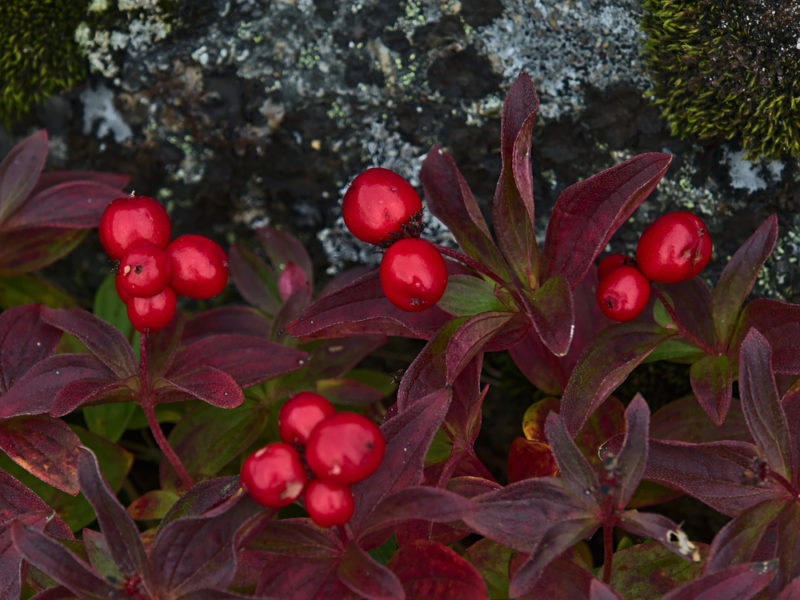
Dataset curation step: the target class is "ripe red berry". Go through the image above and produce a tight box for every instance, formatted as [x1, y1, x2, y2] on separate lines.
[279, 392, 336, 446]
[596, 253, 632, 281]
[596, 265, 651, 322]
[99, 196, 171, 260]
[342, 167, 423, 246]
[240, 443, 307, 509]
[126, 286, 177, 333]
[305, 413, 385, 484]
[166, 234, 229, 299]
[635, 211, 712, 283]
[304, 479, 354, 528]
[379, 238, 448, 312]
[117, 242, 172, 297]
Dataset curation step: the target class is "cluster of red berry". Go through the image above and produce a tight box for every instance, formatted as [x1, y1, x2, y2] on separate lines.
[596, 211, 712, 322]
[99, 195, 229, 332]
[342, 167, 448, 312]
[240, 392, 385, 528]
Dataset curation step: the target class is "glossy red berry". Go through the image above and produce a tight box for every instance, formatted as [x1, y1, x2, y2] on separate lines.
[304, 479, 354, 528]
[379, 238, 448, 312]
[279, 392, 336, 446]
[342, 167, 423, 246]
[596, 265, 651, 322]
[305, 413, 385, 484]
[99, 196, 171, 260]
[126, 286, 177, 333]
[166, 234, 229, 299]
[240, 443, 307, 509]
[635, 211, 712, 283]
[596, 253, 632, 281]
[117, 242, 172, 297]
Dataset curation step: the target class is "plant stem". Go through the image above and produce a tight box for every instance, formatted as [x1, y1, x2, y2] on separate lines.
[602, 523, 614, 583]
[139, 334, 194, 491]
[429, 242, 507, 286]
[651, 286, 716, 355]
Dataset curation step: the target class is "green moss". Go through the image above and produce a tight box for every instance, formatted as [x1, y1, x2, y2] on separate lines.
[641, 0, 800, 160]
[0, 0, 90, 124]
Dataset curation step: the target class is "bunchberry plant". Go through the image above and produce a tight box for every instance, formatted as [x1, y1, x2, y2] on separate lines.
[4, 68, 800, 600]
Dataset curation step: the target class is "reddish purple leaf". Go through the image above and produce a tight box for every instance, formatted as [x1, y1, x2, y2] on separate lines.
[160, 365, 243, 408]
[257, 555, 344, 599]
[614, 395, 650, 508]
[50, 377, 133, 417]
[0, 415, 80, 494]
[0, 304, 61, 394]
[420, 146, 509, 279]
[690, 354, 734, 426]
[337, 540, 404, 600]
[658, 277, 716, 350]
[464, 477, 586, 552]
[561, 322, 675, 436]
[77, 447, 147, 577]
[493, 72, 539, 286]
[609, 540, 705, 598]
[0, 227, 86, 276]
[277, 260, 311, 302]
[228, 243, 281, 315]
[735, 299, 800, 374]
[247, 518, 340, 558]
[663, 560, 777, 600]
[315, 378, 386, 406]
[651, 394, 749, 443]
[0, 130, 48, 226]
[40, 308, 137, 378]
[589, 579, 625, 600]
[3, 181, 125, 231]
[445, 311, 517, 384]
[527, 274, 574, 356]
[170, 334, 306, 388]
[712, 215, 778, 345]
[157, 476, 242, 529]
[523, 558, 600, 600]
[509, 517, 599, 596]
[11, 521, 117, 600]
[31, 170, 129, 194]
[286, 269, 452, 341]
[545, 411, 600, 503]
[774, 500, 800, 588]
[388, 539, 488, 600]
[619, 511, 696, 561]
[542, 152, 672, 288]
[301, 336, 386, 381]
[640, 439, 780, 516]
[181, 306, 273, 341]
[738, 329, 792, 480]
[508, 437, 559, 482]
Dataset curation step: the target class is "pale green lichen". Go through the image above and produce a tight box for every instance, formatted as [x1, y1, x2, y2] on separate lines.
[641, 0, 800, 160]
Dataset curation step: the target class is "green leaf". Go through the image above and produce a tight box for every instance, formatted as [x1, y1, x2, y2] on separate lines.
[127, 489, 180, 521]
[0, 228, 86, 277]
[83, 402, 137, 443]
[609, 541, 704, 598]
[436, 274, 506, 316]
[368, 535, 399, 566]
[0, 274, 78, 309]
[465, 538, 513, 600]
[92, 272, 134, 340]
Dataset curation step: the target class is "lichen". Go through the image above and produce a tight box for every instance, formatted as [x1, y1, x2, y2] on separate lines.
[641, 0, 800, 160]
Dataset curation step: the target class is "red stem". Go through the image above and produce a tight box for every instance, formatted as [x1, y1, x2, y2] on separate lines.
[139, 334, 194, 490]
[651, 286, 717, 355]
[602, 523, 614, 583]
[429, 242, 507, 286]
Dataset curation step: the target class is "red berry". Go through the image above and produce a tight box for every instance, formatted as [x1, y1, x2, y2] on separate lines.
[379, 238, 448, 312]
[279, 392, 336, 446]
[596, 265, 651, 322]
[305, 413, 385, 484]
[117, 242, 172, 297]
[342, 168, 423, 246]
[126, 286, 177, 333]
[635, 211, 712, 283]
[99, 196, 171, 260]
[166, 234, 229, 299]
[597, 253, 632, 281]
[115, 272, 131, 303]
[240, 443, 307, 509]
[304, 479, 354, 528]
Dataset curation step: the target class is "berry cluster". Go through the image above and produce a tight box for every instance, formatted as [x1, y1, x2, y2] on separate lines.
[99, 195, 229, 333]
[596, 211, 712, 322]
[342, 168, 448, 312]
[240, 392, 385, 528]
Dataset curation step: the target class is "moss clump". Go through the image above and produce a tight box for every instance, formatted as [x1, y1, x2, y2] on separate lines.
[641, 0, 800, 160]
[0, 0, 91, 124]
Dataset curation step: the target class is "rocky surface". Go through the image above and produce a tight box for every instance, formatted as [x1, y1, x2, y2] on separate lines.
[2, 0, 799, 302]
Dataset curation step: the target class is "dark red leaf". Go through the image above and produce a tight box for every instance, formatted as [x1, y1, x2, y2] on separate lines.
[527, 274, 574, 356]
[0, 130, 48, 226]
[589, 579, 625, 600]
[286, 269, 452, 341]
[257, 555, 344, 599]
[712, 215, 778, 345]
[170, 334, 307, 389]
[650, 394, 750, 443]
[541, 152, 672, 288]
[738, 329, 792, 480]
[228, 243, 281, 315]
[160, 365, 244, 408]
[658, 277, 716, 350]
[493, 72, 539, 286]
[545, 411, 600, 503]
[0, 415, 80, 494]
[157, 476, 242, 531]
[11, 521, 117, 600]
[40, 308, 137, 378]
[523, 558, 600, 600]
[420, 146, 509, 279]
[0, 304, 61, 394]
[50, 377, 133, 417]
[337, 540, 404, 600]
[77, 447, 148, 577]
[561, 322, 675, 436]
[619, 511, 697, 561]
[300, 336, 386, 381]
[247, 518, 340, 558]
[508, 437, 559, 482]
[389, 539, 488, 600]
[614, 395, 650, 508]
[277, 260, 311, 302]
[445, 311, 517, 384]
[255, 225, 314, 290]
[735, 299, 800, 374]
[31, 170, 129, 194]
[663, 560, 777, 600]
[690, 354, 734, 426]
[3, 181, 125, 231]
[182, 306, 272, 341]
[0, 227, 86, 277]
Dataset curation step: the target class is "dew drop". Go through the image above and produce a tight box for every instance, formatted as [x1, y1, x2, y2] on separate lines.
[55, 370, 60, 375]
